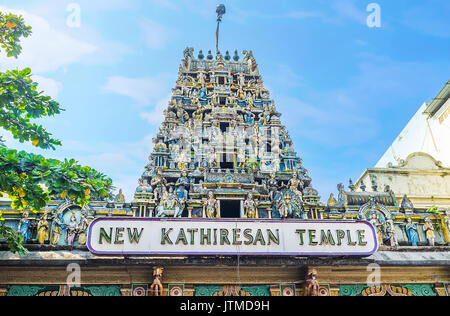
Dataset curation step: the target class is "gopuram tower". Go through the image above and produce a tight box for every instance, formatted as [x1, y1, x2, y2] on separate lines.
[132, 46, 323, 220]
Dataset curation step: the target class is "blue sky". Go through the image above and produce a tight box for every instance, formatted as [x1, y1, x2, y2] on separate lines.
[0, 0, 449, 202]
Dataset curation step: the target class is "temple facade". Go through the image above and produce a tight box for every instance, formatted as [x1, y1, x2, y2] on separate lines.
[0, 49, 449, 297]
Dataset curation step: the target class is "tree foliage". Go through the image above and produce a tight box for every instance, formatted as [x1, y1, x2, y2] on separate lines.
[0, 11, 114, 254]
[0, 12, 31, 58]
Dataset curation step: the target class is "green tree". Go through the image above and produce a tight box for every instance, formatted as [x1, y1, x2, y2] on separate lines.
[0, 12, 114, 254]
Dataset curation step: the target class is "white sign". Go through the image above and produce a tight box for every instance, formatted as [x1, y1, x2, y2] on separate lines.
[87, 218, 378, 256]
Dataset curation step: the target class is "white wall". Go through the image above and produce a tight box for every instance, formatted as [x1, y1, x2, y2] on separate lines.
[376, 99, 450, 168]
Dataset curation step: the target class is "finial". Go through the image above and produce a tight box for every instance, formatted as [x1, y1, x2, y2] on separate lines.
[225, 51, 231, 61]
[198, 50, 204, 60]
[207, 50, 213, 60]
[349, 179, 355, 192]
[371, 177, 378, 192]
[233, 50, 240, 61]
[216, 4, 226, 53]
[360, 179, 366, 192]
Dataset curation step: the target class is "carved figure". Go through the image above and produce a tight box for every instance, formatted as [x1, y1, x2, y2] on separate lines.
[78, 212, 90, 246]
[244, 193, 258, 219]
[385, 217, 398, 247]
[151, 168, 168, 202]
[405, 217, 419, 247]
[423, 217, 435, 246]
[150, 267, 164, 296]
[36, 211, 49, 244]
[65, 212, 79, 246]
[286, 173, 304, 201]
[175, 170, 190, 202]
[155, 187, 183, 218]
[17, 211, 32, 243]
[267, 172, 278, 202]
[50, 212, 65, 245]
[203, 191, 219, 219]
[305, 269, 320, 297]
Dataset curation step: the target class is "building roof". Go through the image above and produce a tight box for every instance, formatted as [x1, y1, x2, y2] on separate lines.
[376, 80, 450, 169]
[424, 80, 450, 117]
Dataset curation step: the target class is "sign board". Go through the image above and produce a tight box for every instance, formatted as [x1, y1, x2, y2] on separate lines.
[87, 218, 378, 257]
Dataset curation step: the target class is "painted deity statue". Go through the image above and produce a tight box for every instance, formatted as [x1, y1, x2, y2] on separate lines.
[175, 171, 190, 202]
[176, 108, 189, 124]
[17, 211, 32, 243]
[150, 267, 164, 297]
[50, 212, 65, 245]
[199, 87, 208, 99]
[237, 148, 246, 169]
[238, 89, 246, 102]
[385, 218, 398, 247]
[423, 217, 435, 246]
[267, 172, 279, 202]
[238, 72, 245, 88]
[258, 105, 273, 126]
[191, 89, 199, 106]
[405, 217, 419, 247]
[369, 212, 383, 244]
[203, 191, 219, 219]
[241, 108, 255, 126]
[65, 212, 79, 246]
[279, 193, 294, 219]
[249, 126, 263, 159]
[193, 107, 204, 122]
[78, 212, 90, 246]
[244, 193, 258, 219]
[156, 187, 183, 218]
[151, 168, 168, 202]
[36, 212, 49, 244]
[286, 173, 304, 201]
[445, 210, 450, 237]
[305, 269, 320, 297]
[246, 92, 254, 107]
[198, 71, 206, 87]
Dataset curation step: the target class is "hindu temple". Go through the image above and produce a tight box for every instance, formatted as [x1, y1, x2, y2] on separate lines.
[0, 6, 449, 297]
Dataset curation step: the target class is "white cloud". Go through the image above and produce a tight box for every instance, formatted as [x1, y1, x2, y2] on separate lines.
[276, 95, 378, 147]
[0, 6, 98, 73]
[140, 18, 176, 50]
[81, 153, 135, 170]
[32, 75, 63, 99]
[102, 74, 171, 106]
[266, 65, 303, 89]
[140, 96, 171, 126]
[331, 0, 367, 25]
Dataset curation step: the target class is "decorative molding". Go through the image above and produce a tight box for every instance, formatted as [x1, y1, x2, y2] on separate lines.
[0, 288, 8, 297]
[338, 284, 437, 297]
[194, 285, 270, 297]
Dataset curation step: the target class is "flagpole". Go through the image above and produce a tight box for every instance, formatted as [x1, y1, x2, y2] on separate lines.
[216, 4, 226, 54]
